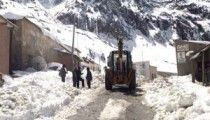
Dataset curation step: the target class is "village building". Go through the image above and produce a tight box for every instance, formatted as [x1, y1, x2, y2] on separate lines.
[1, 15, 82, 74]
[174, 40, 210, 85]
[81, 57, 101, 72]
[0, 15, 16, 74]
[11, 17, 82, 71]
[134, 61, 157, 80]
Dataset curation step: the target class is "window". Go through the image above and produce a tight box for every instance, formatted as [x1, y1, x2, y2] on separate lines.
[177, 52, 186, 63]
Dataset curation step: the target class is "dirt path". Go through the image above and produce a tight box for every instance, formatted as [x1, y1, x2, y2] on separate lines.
[65, 86, 155, 120]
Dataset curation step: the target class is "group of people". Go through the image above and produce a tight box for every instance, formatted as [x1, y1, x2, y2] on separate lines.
[59, 64, 93, 89]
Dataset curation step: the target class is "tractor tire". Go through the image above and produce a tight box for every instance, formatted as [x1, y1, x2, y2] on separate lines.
[129, 70, 136, 91]
[105, 72, 112, 90]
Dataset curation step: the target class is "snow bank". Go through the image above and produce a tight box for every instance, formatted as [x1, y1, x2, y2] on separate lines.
[143, 75, 210, 120]
[0, 71, 103, 120]
[54, 78, 104, 119]
[0, 71, 72, 120]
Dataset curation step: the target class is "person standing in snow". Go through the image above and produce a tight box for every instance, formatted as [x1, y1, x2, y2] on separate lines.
[72, 66, 77, 87]
[86, 67, 93, 89]
[59, 64, 68, 82]
[76, 66, 85, 88]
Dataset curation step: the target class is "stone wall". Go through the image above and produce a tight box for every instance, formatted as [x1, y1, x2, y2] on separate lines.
[12, 18, 79, 71]
[0, 23, 11, 74]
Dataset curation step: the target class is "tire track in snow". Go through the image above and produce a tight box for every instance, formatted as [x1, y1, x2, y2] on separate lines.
[63, 87, 155, 120]
[54, 85, 104, 120]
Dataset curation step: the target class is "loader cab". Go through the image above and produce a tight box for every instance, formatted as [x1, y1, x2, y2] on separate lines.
[105, 50, 136, 90]
[107, 50, 132, 72]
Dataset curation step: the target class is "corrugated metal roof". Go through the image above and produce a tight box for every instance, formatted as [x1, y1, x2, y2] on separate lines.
[190, 44, 210, 60]
[174, 40, 210, 45]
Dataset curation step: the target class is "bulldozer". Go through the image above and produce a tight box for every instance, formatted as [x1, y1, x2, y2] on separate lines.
[105, 38, 136, 90]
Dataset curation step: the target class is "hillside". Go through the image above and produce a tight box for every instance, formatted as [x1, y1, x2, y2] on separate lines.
[7, 0, 210, 72]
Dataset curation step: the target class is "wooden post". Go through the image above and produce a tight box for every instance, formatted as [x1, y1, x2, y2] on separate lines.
[71, 15, 76, 71]
[9, 27, 14, 74]
[202, 52, 205, 86]
[0, 73, 2, 80]
[0, 73, 3, 87]
[191, 60, 195, 83]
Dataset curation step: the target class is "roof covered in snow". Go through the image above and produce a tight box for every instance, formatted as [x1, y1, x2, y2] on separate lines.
[175, 40, 210, 45]
[3, 12, 24, 20]
[0, 15, 17, 28]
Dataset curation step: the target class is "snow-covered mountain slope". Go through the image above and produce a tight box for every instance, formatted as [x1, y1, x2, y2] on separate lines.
[54, 0, 210, 42]
[7, 0, 210, 42]
[2, 0, 199, 73]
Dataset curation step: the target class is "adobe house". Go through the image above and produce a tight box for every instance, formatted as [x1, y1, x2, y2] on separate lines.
[81, 57, 101, 71]
[174, 40, 210, 85]
[10, 17, 81, 71]
[190, 45, 210, 86]
[133, 61, 157, 80]
[0, 15, 16, 74]
[174, 40, 209, 75]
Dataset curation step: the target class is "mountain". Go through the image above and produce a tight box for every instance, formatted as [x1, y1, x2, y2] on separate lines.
[54, 0, 210, 44]
[7, 0, 210, 44]
[4, 0, 210, 73]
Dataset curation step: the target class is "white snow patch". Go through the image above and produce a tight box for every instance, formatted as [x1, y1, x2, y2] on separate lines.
[54, 85, 104, 119]
[143, 75, 210, 120]
[128, 34, 177, 73]
[99, 99, 131, 120]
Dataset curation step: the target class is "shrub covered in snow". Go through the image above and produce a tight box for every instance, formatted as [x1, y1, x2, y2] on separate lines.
[47, 62, 62, 71]
[31, 56, 47, 71]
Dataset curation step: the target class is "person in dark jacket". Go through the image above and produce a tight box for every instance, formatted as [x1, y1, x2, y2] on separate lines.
[86, 67, 92, 89]
[72, 67, 77, 87]
[59, 64, 68, 82]
[76, 66, 84, 88]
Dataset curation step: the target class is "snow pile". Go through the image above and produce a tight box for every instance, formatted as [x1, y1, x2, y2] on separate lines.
[99, 99, 131, 120]
[54, 72, 104, 119]
[54, 85, 104, 119]
[0, 71, 103, 120]
[143, 75, 210, 120]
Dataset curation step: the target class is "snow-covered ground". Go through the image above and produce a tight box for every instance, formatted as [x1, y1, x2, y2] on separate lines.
[143, 75, 210, 120]
[0, 70, 103, 120]
[1, 65, 210, 120]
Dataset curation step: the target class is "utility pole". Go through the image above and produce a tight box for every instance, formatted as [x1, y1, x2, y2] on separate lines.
[71, 15, 76, 71]
[142, 44, 144, 62]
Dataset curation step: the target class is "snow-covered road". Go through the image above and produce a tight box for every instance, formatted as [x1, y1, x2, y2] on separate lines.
[54, 86, 154, 120]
